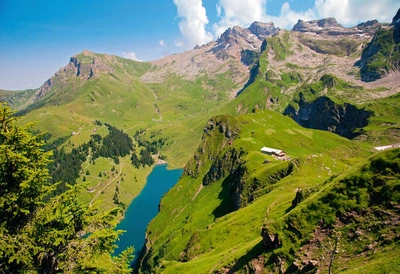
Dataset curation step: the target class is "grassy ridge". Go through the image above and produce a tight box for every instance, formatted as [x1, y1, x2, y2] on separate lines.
[12, 52, 245, 213]
[3, 26, 399, 273]
[0, 88, 37, 110]
[141, 110, 374, 273]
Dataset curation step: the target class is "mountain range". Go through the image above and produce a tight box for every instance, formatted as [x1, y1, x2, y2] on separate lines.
[1, 8, 400, 274]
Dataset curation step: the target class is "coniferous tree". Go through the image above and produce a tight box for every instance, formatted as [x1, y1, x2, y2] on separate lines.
[131, 151, 140, 168]
[140, 148, 154, 167]
[0, 103, 133, 273]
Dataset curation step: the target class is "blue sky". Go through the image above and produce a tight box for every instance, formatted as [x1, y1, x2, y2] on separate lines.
[0, 0, 398, 90]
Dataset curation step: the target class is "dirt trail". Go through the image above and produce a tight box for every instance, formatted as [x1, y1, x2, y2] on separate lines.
[89, 160, 123, 206]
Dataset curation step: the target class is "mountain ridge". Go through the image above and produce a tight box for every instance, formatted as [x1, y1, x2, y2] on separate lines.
[13, 14, 396, 106]
[1, 11, 399, 273]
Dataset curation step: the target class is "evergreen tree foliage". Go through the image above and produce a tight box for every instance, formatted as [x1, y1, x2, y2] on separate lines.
[99, 124, 133, 159]
[131, 151, 140, 168]
[48, 123, 133, 196]
[50, 147, 86, 194]
[0, 103, 133, 273]
[139, 148, 154, 167]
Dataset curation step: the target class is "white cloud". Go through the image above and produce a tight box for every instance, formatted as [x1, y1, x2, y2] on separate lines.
[263, 2, 316, 29]
[122, 52, 142, 61]
[213, 0, 268, 36]
[270, 0, 398, 29]
[216, 3, 222, 17]
[171, 0, 398, 50]
[212, 0, 398, 35]
[314, 0, 397, 26]
[159, 40, 165, 47]
[173, 0, 214, 49]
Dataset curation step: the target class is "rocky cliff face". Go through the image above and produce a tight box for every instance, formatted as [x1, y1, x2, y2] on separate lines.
[392, 8, 400, 27]
[215, 22, 278, 51]
[184, 115, 241, 178]
[211, 21, 278, 62]
[293, 17, 383, 36]
[249, 21, 280, 39]
[359, 8, 400, 82]
[184, 114, 298, 215]
[35, 50, 115, 100]
[284, 96, 372, 139]
[202, 147, 247, 186]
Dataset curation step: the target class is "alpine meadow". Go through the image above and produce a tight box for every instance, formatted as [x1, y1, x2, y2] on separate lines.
[1, 4, 400, 274]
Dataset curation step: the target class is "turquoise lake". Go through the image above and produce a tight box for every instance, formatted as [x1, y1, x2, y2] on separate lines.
[114, 164, 183, 262]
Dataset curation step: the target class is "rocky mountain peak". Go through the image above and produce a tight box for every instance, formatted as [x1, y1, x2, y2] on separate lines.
[316, 17, 338, 27]
[359, 9, 400, 82]
[293, 17, 344, 34]
[293, 17, 382, 36]
[35, 51, 114, 100]
[212, 21, 278, 60]
[217, 21, 278, 46]
[248, 21, 279, 39]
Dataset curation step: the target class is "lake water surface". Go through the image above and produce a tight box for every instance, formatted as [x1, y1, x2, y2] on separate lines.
[114, 164, 183, 262]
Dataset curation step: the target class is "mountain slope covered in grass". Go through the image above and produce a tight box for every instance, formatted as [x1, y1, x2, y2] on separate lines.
[0, 11, 399, 273]
[138, 110, 397, 273]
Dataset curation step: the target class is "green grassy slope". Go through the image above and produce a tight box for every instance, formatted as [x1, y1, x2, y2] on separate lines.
[230, 29, 400, 144]
[0, 88, 37, 110]
[140, 110, 383, 273]
[17, 52, 243, 166]
[11, 51, 246, 214]
[3, 22, 399, 273]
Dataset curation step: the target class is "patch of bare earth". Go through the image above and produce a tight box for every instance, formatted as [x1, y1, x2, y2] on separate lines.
[292, 207, 400, 273]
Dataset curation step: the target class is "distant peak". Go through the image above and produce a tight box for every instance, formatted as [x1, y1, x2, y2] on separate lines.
[82, 49, 93, 55]
[317, 17, 338, 27]
[249, 21, 279, 39]
[293, 17, 341, 32]
[74, 50, 94, 58]
[292, 17, 383, 36]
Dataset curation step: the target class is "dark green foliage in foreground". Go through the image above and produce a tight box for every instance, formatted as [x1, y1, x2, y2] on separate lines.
[305, 149, 400, 227]
[325, 149, 400, 212]
[0, 103, 134, 273]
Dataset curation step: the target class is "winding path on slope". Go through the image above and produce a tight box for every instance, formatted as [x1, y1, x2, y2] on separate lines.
[89, 160, 123, 206]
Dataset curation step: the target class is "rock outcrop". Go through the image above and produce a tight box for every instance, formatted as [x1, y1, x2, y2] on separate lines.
[184, 115, 241, 178]
[293, 17, 383, 36]
[36, 50, 115, 100]
[249, 21, 280, 40]
[202, 147, 246, 186]
[284, 96, 372, 139]
[359, 8, 400, 82]
[261, 227, 281, 249]
[211, 21, 278, 61]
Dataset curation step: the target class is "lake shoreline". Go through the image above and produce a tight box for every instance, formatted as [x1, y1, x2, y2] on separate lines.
[114, 164, 183, 266]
